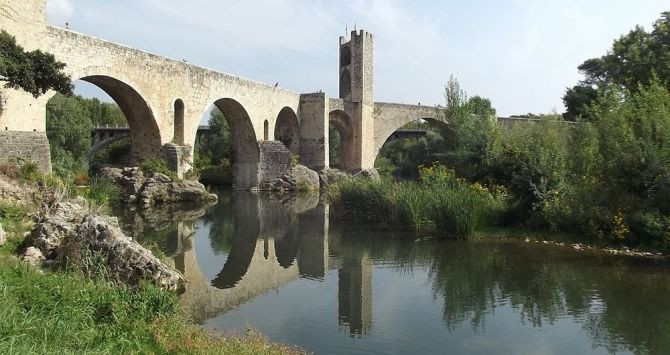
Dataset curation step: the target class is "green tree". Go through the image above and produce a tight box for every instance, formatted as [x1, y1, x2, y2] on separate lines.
[0, 31, 72, 98]
[563, 11, 670, 119]
[46, 94, 93, 175]
[562, 85, 598, 121]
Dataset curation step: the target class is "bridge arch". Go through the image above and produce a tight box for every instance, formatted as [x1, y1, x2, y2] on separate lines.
[211, 98, 260, 190]
[372, 104, 444, 165]
[274, 107, 300, 155]
[329, 109, 355, 171]
[49, 70, 163, 163]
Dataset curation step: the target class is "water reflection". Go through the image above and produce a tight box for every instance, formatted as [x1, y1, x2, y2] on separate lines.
[122, 192, 670, 354]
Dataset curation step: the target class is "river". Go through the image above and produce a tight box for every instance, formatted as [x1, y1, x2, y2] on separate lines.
[118, 191, 670, 355]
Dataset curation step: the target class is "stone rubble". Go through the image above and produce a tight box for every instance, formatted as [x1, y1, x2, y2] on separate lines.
[22, 200, 183, 290]
[99, 167, 217, 207]
[523, 238, 667, 260]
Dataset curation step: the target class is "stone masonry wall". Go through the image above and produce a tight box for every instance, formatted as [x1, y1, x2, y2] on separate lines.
[0, 131, 52, 172]
[258, 141, 291, 189]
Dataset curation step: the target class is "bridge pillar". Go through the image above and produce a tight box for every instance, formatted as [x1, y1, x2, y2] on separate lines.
[299, 93, 329, 170]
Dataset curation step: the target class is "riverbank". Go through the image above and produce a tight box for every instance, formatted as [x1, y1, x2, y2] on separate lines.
[0, 172, 304, 354]
[327, 167, 670, 258]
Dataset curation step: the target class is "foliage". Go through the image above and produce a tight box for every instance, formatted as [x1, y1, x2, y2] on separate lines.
[0, 31, 72, 98]
[140, 157, 177, 180]
[85, 177, 123, 208]
[329, 124, 342, 167]
[329, 163, 503, 239]
[562, 11, 670, 120]
[194, 108, 233, 186]
[46, 93, 126, 178]
[557, 81, 670, 249]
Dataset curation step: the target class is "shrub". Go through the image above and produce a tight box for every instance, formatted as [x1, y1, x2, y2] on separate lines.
[16, 160, 41, 181]
[329, 163, 500, 239]
[140, 158, 177, 180]
[86, 177, 123, 207]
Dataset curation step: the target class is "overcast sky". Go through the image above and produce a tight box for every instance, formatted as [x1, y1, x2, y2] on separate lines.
[47, 0, 668, 116]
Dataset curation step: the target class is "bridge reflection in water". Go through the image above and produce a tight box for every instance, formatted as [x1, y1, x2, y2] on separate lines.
[166, 192, 371, 335]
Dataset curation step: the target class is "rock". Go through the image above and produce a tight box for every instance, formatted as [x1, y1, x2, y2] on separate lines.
[22, 247, 45, 266]
[354, 168, 381, 181]
[259, 165, 320, 192]
[291, 165, 320, 191]
[30, 202, 88, 257]
[62, 214, 183, 290]
[98, 166, 217, 207]
[0, 223, 5, 246]
[25, 200, 183, 290]
[318, 168, 348, 188]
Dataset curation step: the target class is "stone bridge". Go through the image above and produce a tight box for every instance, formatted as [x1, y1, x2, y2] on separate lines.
[0, 0, 444, 189]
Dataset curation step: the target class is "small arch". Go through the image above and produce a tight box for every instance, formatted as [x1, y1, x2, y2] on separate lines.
[263, 120, 269, 141]
[174, 99, 185, 145]
[341, 45, 352, 66]
[329, 110, 354, 170]
[274, 107, 300, 155]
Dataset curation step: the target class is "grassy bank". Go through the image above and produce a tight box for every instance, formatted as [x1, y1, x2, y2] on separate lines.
[328, 165, 504, 239]
[0, 170, 303, 355]
[0, 254, 303, 354]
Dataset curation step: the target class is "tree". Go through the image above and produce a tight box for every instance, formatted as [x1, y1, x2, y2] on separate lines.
[563, 11, 670, 119]
[562, 85, 598, 121]
[0, 31, 72, 98]
[46, 94, 93, 175]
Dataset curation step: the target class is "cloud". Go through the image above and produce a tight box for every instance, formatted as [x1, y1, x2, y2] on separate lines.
[46, 0, 73, 25]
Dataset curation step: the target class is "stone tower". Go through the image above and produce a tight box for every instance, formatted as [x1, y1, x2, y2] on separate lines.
[339, 30, 375, 170]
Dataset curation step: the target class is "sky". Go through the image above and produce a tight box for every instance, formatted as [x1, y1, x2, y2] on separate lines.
[46, 0, 669, 117]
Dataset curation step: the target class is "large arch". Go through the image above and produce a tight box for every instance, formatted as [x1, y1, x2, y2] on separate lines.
[372, 103, 444, 164]
[212, 98, 260, 190]
[329, 109, 355, 171]
[74, 74, 162, 163]
[274, 107, 300, 155]
[373, 117, 448, 165]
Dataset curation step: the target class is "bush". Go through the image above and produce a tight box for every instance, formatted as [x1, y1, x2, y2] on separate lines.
[86, 177, 123, 207]
[329, 163, 501, 239]
[140, 158, 177, 180]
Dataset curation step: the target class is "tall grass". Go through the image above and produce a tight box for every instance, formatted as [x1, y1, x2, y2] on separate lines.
[329, 164, 503, 239]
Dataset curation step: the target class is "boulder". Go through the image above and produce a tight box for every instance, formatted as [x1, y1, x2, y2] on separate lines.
[0, 223, 5, 246]
[30, 202, 88, 257]
[26, 201, 183, 290]
[22, 246, 45, 266]
[318, 168, 348, 188]
[139, 178, 218, 207]
[63, 214, 182, 290]
[98, 166, 217, 207]
[291, 165, 320, 191]
[259, 165, 320, 192]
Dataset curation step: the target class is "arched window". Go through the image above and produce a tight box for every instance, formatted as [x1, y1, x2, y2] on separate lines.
[263, 119, 269, 141]
[174, 99, 185, 145]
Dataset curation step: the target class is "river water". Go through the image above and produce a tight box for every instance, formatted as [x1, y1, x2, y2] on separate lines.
[119, 191, 670, 355]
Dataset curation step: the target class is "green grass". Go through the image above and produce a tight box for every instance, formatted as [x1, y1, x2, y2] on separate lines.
[0, 254, 304, 354]
[328, 168, 503, 239]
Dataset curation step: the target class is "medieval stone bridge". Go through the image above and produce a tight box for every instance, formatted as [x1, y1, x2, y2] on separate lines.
[0, 0, 441, 189]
